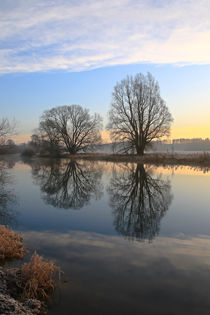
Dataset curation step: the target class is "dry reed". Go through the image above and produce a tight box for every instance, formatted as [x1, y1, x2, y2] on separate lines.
[0, 225, 24, 260]
[20, 251, 60, 300]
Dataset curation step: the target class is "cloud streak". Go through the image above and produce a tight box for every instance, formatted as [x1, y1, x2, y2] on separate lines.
[0, 0, 210, 74]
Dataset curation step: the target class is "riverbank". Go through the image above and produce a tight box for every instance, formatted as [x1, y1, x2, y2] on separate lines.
[2, 152, 210, 168]
[61, 152, 210, 167]
[0, 267, 43, 314]
[0, 225, 58, 315]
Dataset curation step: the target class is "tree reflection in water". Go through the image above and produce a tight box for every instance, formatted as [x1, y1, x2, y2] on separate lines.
[108, 163, 172, 241]
[0, 161, 16, 225]
[32, 159, 103, 209]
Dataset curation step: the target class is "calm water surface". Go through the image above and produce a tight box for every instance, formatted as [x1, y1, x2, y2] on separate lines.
[1, 156, 210, 315]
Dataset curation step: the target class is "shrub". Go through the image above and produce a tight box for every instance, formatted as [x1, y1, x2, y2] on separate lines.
[20, 252, 60, 300]
[0, 225, 24, 260]
[21, 148, 35, 157]
[0, 226, 61, 304]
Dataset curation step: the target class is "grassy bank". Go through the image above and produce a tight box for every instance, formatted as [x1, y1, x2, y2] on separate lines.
[0, 225, 59, 314]
[4, 152, 210, 168]
[61, 152, 210, 167]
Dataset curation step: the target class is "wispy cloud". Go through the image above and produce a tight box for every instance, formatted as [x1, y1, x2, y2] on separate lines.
[0, 0, 210, 74]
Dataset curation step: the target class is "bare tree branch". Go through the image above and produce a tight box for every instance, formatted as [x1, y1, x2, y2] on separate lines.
[39, 105, 102, 155]
[0, 118, 16, 145]
[108, 164, 172, 240]
[107, 73, 173, 155]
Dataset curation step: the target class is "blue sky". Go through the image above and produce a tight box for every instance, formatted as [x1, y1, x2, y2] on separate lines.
[0, 0, 210, 139]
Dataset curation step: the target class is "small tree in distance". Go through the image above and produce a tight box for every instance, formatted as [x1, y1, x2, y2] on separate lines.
[107, 72, 173, 155]
[39, 105, 102, 155]
[0, 118, 16, 146]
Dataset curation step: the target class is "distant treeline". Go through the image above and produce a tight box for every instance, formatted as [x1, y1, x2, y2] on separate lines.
[150, 138, 210, 152]
[1, 137, 210, 156]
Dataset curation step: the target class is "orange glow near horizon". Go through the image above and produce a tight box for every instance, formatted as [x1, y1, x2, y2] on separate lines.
[102, 127, 210, 143]
[10, 126, 210, 145]
[170, 126, 210, 140]
[10, 134, 31, 144]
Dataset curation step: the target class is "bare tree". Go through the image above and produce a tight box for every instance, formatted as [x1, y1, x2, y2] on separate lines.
[39, 105, 102, 154]
[0, 118, 15, 145]
[39, 120, 61, 156]
[107, 72, 173, 155]
[31, 159, 103, 209]
[108, 163, 172, 240]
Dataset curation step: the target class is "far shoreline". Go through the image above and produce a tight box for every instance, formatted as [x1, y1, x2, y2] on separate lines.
[34, 152, 210, 168]
[2, 151, 210, 168]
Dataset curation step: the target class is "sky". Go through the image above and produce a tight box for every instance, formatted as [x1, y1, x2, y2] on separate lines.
[0, 0, 210, 143]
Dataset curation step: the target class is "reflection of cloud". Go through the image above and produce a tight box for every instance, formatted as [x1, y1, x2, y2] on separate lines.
[1, 0, 210, 73]
[22, 230, 210, 269]
[22, 229, 210, 314]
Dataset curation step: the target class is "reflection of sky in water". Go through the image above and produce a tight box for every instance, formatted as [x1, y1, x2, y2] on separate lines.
[4, 159, 210, 314]
[23, 230, 210, 315]
[9, 160, 210, 239]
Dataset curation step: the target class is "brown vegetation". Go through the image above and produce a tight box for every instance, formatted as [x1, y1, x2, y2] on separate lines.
[65, 152, 210, 167]
[0, 225, 24, 260]
[19, 252, 59, 301]
[0, 225, 61, 314]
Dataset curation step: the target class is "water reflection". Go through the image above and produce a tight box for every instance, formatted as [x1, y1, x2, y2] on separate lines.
[23, 230, 210, 315]
[108, 163, 172, 240]
[0, 161, 16, 224]
[32, 159, 103, 209]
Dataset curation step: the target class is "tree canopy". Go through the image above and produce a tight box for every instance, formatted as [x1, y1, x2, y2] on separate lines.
[0, 118, 15, 146]
[31, 159, 102, 209]
[38, 105, 102, 155]
[108, 163, 172, 240]
[107, 72, 173, 155]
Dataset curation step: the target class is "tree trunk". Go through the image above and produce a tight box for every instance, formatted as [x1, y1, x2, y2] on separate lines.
[69, 149, 76, 155]
[136, 144, 145, 156]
